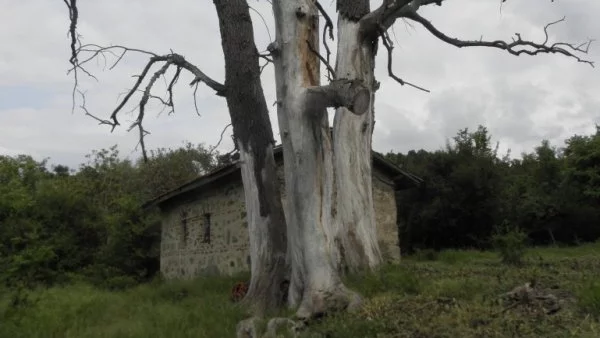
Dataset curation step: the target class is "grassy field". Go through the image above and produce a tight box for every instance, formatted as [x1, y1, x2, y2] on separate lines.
[1, 243, 599, 337]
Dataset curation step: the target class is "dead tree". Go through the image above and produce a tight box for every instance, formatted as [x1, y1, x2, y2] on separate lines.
[268, 0, 592, 319]
[331, 0, 594, 275]
[63, 0, 593, 320]
[271, 1, 365, 318]
[62, 0, 288, 315]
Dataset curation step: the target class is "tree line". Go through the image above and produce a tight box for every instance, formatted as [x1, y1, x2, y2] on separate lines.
[385, 125, 600, 254]
[2, 126, 598, 290]
[0, 142, 219, 290]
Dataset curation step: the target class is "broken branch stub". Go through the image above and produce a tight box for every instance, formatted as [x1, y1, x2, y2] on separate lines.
[306, 79, 371, 115]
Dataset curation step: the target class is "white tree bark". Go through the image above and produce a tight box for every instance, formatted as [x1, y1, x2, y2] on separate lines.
[271, 0, 360, 319]
[332, 13, 383, 273]
[213, 0, 289, 314]
[237, 143, 288, 313]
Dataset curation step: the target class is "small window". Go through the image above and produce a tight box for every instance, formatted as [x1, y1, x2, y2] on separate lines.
[203, 213, 211, 244]
[180, 210, 188, 246]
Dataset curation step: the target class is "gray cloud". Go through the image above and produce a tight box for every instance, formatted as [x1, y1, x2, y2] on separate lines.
[0, 0, 598, 169]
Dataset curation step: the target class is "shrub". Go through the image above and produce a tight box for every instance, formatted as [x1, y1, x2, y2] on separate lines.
[492, 221, 528, 266]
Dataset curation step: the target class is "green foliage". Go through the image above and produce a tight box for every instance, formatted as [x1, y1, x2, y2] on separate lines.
[137, 141, 218, 199]
[386, 124, 600, 253]
[0, 142, 218, 290]
[492, 221, 528, 266]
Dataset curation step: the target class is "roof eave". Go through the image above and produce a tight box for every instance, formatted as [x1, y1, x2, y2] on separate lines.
[143, 147, 422, 210]
[142, 162, 241, 210]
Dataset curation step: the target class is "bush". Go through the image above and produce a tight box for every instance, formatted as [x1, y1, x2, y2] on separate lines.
[492, 221, 528, 266]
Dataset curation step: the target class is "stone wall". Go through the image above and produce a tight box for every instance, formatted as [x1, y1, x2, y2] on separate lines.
[372, 167, 401, 262]
[160, 178, 250, 279]
[160, 161, 400, 279]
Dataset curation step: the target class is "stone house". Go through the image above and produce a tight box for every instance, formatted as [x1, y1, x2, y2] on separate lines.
[144, 146, 421, 279]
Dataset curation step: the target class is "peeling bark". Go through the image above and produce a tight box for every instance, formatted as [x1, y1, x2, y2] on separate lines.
[272, 0, 359, 319]
[332, 3, 383, 273]
[213, 0, 288, 314]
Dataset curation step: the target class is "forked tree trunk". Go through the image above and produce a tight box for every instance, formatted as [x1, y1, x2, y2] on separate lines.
[213, 0, 288, 315]
[332, 2, 383, 273]
[271, 0, 361, 319]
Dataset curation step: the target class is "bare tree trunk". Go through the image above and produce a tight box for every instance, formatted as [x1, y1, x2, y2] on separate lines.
[271, 0, 361, 319]
[213, 0, 288, 315]
[332, 2, 382, 273]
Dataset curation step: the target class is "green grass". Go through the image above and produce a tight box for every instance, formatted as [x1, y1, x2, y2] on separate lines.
[307, 243, 600, 338]
[0, 274, 250, 338]
[2, 243, 600, 338]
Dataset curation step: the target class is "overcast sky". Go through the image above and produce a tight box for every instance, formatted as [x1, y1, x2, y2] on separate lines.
[1, 0, 598, 168]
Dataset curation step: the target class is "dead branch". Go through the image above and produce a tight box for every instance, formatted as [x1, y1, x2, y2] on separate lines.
[64, 0, 78, 66]
[106, 51, 223, 160]
[361, 0, 411, 36]
[193, 82, 201, 116]
[249, 5, 273, 43]
[72, 44, 158, 74]
[315, 1, 334, 78]
[210, 123, 232, 154]
[404, 10, 594, 67]
[70, 46, 226, 104]
[379, 29, 430, 93]
[306, 40, 336, 81]
[360, 0, 444, 37]
[63, 0, 228, 162]
[495, 282, 563, 316]
[65, 39, 225, 161]
[126, 60, 174, 161]
[259, 61, 270, 75]
[77, 90, 113, 126]
[259, 53, 273, 63]
[64, 0, 81, 114]
[165, 66, 181, 115]
[258, 52, 273, 75]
